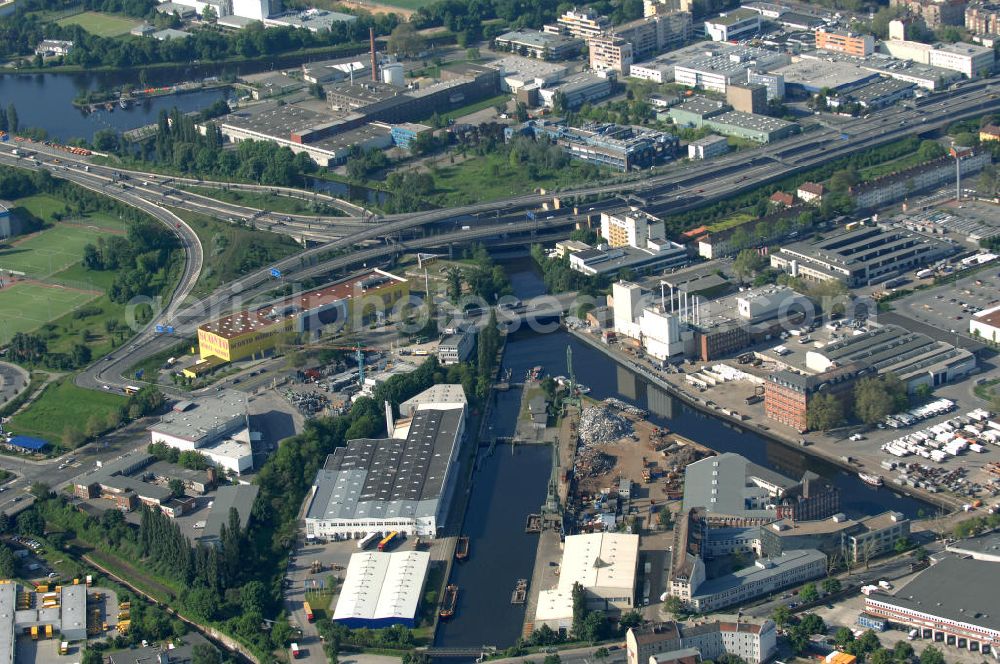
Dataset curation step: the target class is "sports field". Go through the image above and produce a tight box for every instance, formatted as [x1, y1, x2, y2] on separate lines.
[0, 224, 110, 279]
[0, 282, 98, 344]
[56, 11, 138, 37]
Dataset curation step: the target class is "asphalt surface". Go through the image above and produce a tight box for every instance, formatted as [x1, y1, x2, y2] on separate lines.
[0, 362, 28, 407]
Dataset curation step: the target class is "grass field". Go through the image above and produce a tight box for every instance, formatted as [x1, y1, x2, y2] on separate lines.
[8, 378, 125, 446]
[56, 11, 138, 37]
[0, 282, 98, 345]
[13, 194, 67, 221]
[0, 224, 115, 279]
[179, 185, 346, 217]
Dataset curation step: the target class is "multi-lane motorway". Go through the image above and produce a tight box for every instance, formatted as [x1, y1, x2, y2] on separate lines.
[2, 78, 1000, 393]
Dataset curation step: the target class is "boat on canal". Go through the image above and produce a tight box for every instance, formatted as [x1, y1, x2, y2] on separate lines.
[858, 472, 884, 487]
[439, 584, 459, 619]
[511, 579, 527, 604]
[455, 535, 470, 561]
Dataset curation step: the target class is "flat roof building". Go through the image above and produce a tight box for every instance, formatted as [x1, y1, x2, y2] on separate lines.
[0, 582, 13, 664]
[305, 385, 466, 539]
[627, 618, 778, 664]
[970, 304, 1000, 344]
[688, 134, 730, 159]
[493, 29, 584, 60]
[673, 48, 788, 93]
[688, 549, 826, 612]
[815, 28, 875, 57]
[535, 533, 640, 630]
[772, 59, 880, 95]
[705, 9, 761, 42]
[198, 484, 260, 546]
[149, 392, 254, 474]
[333, 551, 430, 628]
[864, 554, 1000, 656]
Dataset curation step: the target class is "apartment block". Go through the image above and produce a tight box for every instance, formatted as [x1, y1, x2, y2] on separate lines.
[590, 34, 634, 73]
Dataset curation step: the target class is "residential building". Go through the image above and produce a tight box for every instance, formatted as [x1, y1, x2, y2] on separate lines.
[970, 304, 1000, 343]
[688, 135, 729, 159]
[333, 551, 430, 628]
[198, 484, 260, 546]
[864, 555, 1000, 656]
[967, 2, 1000, 33]
[546, 7, 611, 40]
[627, 618, 777, 664]
[590, 34, 635, 74]
[770, 225, 959, 286]
[770, 191, 795, 207]
[815, 28, 875, 56]
[34, 39, 73, 56]
[437, 330, 475, 365]
[704, 9, 762, 42]
[980, 123, 1000, 141]
[493, 29, 584, 60]
[198, 269, 409, 362]
[893, 0, 968, 27]
[535, 533, 639, 630]
[927, 42, 995, 76]
[601, 208, 666, 248]
[747, 70, 785, 100]
[797, 182, 825, 203]
[615, 13, 693, 58]
[764, 363, 870, 433]
[303, 385, 466, 539]
[148, 391, 254, 475]
[726, 82, 767, 113]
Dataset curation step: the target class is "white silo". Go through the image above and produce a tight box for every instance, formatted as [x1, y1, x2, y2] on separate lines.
[382, 62, 405, 88]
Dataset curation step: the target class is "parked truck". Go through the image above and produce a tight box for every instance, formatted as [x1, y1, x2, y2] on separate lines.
[291, 643, 302, 659]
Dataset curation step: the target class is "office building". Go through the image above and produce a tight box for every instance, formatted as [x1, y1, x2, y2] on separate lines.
[538, 71, 617, 109]
[815, 28, 875, 56]
[688, 135, 729, 159]
[704, 9, 761, 41]
[511, 120, 678, 172]
[437, 330, 475, 365]
[570, 242, 689, 277]
[485, 56, 568, 93]
[864, 555, 1000, 656]
[627, 618, 777, 664]
[770, 225, 958, 287]
[682, 453, 840, 525]
[970, 304, 1000, 343]
[747, 69, 785, 100]
[148, 391, 253, 474]
[761, 511, 910, 562]
[928, 41, 995, 76]
[590, 34, 635, 74]
[198, 484, 260, 546]
[198, 269, 408, 362]
[546, 7, 611, 40]
[535, 533, 639, 630]
[764, 364, 869, 433]
[892, 0, 967, 28]
[493, 29, 584, 59]
[726, 82, 767, 113]
[614, 13, 693, 58]
[673, 49, 788, 93]
[304, 385, 466, 539]
[333, 551, 430, 628]
[967, 2, 1000, 33]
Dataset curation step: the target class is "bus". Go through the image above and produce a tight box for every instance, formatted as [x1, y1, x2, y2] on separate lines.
[123, 385, 141, 395]
[303, 601, 314, 623]
[377, 531, 399, 552]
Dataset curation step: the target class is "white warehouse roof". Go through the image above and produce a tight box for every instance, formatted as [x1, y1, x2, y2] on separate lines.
[559, 532, 639, 591]
[333, 551, 430, 627]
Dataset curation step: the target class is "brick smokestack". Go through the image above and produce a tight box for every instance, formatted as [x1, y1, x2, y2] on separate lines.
[370, 27, 377, 82]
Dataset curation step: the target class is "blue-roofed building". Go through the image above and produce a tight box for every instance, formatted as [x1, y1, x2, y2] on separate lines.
[6, 435, 49, 452]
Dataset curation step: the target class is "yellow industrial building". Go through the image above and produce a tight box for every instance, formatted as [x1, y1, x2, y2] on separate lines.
[197, 269, 409, 362]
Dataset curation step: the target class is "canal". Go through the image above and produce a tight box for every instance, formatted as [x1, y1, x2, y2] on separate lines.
[434, 257, 933, 651]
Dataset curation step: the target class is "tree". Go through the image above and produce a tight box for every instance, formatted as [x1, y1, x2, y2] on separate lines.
[663, 594, 685, 618]
[169, 478, 186, 499]
[807, 392, 845, 431]
[854, 374, 908, 424]
[0, 544, 15, 578]
[81, 651, 103, 664]
[387, 23, 426, 57]
[821, 577, 842, 594]
[799, 613, 826, 636]
[28, 482, 52, 500]
[771, 605, 792, 629]
[870, 648, 894, 664]
[894, 537, 913, 554]
[920, 646, 944, 664]
[834, 627, 855, 648]
[192, 644, 222, 664]
[16, 509, 44, 536]
[892, 640, 914, 661]
[595, 647, 609, 662]
[544, 655, 562, 664]
[733, 248, 766, 281]
[799, 582, 819, 603]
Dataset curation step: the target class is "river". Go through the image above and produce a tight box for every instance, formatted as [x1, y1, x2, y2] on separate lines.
[434, 257, 932, 652]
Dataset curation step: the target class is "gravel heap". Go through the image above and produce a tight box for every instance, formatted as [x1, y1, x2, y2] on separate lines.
[578, 405, 633, 446]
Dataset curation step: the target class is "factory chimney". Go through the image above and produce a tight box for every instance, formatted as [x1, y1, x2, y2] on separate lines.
[370, 28, 377, 82]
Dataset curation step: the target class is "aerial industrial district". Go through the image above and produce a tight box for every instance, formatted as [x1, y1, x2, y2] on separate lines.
[7, 0, 1000, 663]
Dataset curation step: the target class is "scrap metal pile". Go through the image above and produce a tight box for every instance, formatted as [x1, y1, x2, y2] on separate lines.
[574, 447, 616, 479]
[578, 405, 634, 446]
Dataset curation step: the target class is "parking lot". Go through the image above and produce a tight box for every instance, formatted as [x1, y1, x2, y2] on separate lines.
[892, 268, 1000, 340]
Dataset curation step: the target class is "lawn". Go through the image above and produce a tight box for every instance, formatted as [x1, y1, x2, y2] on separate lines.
[417, 93, 509, 124]
[56, 11, 138, 37]
[171, 208, 302, 299]
[179, 185, 346, 217]
[0, 223, 117, 279]
[13, 194, 67, 221]
[8, 378, 125, 447]
[427, 154, 606, 206]
[0, 281, 98, 345]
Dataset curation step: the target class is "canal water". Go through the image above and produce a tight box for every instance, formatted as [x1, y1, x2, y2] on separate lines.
[0, 72, 230, 143]
[434, 257, 933, 651]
